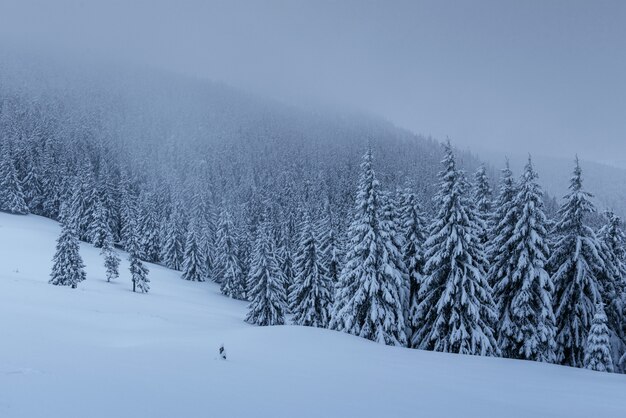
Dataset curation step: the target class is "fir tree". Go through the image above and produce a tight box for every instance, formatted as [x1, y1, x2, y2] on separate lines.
[584, 303, 614, 373]
[101, 226, 120, 282]
[89, 198, 111, 248]
[318, 201, 343, 285]
[487, 159, 518, 287]
[493, 157, 556, 362]
[598, 212, 626, 350]
[399, 188, 428, 348]
[0, 143, 28, 215]
[548, 158, 603, 367]
[472, 164, 492, 246]
[330, 148, 407, 346]
[215, 207, 246, 299]
[275, 227, 295, 305]
[49, 204, 86, 288]
[138, 192, 161, 263]
[181, 216, 207, 282]
[126, 210, 150, 293]
[413, 142, 498, 355]
[161, 207, 185, 271]
[289, 212, 333, 327]
[245, 218, 287, 326]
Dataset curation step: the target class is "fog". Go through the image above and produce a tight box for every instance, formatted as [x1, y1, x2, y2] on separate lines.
[1, 0, 625, 167]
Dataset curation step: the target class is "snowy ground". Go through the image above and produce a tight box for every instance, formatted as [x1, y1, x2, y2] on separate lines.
[0, 212, 625, 418]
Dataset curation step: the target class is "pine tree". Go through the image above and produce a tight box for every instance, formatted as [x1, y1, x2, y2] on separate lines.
[493, 157, 556, 362]
[89, 198, 111, 248]
[215, 207, 246, 299]
[245, 218, 287, 326]
[126, 210, 150, 293]
[0, 143, 28, 215]
[161, 207, 185, 271]
[318, 202, 343, 285]
[487, 159, 518, 287]
[413, 142, 498, 355]
[289, 212, 333, 327]
[596, 211, 626, 368]
[329, 148, 407, 346]
[138, 192, 161, 263]
[101, 226, 120, 282]
[49, 204, 86, 288]
[22, 150, 44, 214]
[399, 188, 428, 348]
[181, 216, 207, 282]
[275, 228, 295, 305]
[584, 303, 614, 373]
[548, 157, 603, 367]
[472, 164, 492, 246]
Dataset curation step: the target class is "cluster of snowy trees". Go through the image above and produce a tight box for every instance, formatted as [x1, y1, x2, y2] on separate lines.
[1, 78, 622, 374]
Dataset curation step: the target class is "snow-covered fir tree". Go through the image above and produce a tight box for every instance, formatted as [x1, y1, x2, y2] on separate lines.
[49, 204, 86, 288]
[413, 142, 498, 355]
[89, 198, 111, 248]
[0, 142, 28, 215]
[493, 157, 556, 362]
[472, 164, 492, 246]
[548, 158, 603, 367]
[181, 215, 207, 282]
[596, 211, 626, 369]
[215, 207, 246, 299]
[70, 160, 98, 242]
[289, 211, 333, 327]
[126, 210, 150, 293]
[487, 159, 519, 287]
[101, 226, 120, 283]
[138, 192, 161, 263]
[161, 207, 185, 271]
[330, 148, 407, 346]
[584, 303, 614, 373]
[275, 226, 295, 308]
[318, 200, 343, 285]
[245, 217, 287, 326]
[398, 188, 428, 348]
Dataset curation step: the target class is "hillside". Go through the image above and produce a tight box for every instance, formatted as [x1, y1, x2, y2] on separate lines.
[1, 212, 625, 418]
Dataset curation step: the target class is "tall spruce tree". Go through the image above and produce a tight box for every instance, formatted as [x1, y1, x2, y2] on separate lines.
[584, 303, 614, 373]
[596, 211, 626, 368]
[181, 216, 207, 282]
[329, 148, 407, 346]
[472, 164, 492, 246]
[399, 188, 428, 348]
[0, 143, 28, 215]
[548, 158, 603, 367]
[318, 201, 343, 285]
[289, 212, 333, 327]
[245, 217, 287, 326]
[89, 198, 111, 248]
[413, 142, 498, 355]
[487, 159, 518, 287]
[126, 209, 150, 293]
[101, 226, 120, 283]
[215, 207, 246, 299]
[138, 192, 161, 263]
[161, 207, 185, 271]
[49, 204, 86, 288]
[493, 157, 556, 362]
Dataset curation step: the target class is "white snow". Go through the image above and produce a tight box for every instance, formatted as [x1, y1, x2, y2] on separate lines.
[1, 212, 625, 418]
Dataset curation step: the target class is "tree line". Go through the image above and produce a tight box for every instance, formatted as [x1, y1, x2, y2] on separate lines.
[0, 94, 622, 375]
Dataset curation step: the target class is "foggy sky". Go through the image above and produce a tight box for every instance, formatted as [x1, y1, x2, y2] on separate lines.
[1, 0, 625, 167]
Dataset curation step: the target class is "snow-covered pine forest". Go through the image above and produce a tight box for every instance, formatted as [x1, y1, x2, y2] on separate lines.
[1, 58, 624, 377]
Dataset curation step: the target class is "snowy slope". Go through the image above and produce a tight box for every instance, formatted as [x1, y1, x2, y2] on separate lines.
[0, 212, 625, 418]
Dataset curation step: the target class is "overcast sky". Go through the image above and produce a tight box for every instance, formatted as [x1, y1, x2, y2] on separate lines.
[1, 0, 625, 167]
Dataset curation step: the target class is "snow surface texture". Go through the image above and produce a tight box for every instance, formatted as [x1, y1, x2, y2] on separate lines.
[1, 213, 625, 418]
